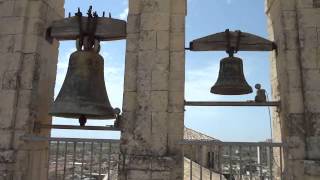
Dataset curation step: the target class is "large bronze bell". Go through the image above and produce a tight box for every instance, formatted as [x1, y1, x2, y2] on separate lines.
[211, 56, 253, 95]
[49, 47, 115, 123]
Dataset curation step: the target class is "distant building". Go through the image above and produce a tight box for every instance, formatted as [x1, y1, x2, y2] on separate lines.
[184, 127, 221, 172]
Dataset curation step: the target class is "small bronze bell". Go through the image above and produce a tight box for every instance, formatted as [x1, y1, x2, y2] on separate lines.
[211, 55, 253, 95]
[50, 40, 115, 124]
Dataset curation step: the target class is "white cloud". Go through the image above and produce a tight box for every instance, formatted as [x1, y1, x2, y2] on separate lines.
[185, 63, 223, 101]
[119, 7, 128, 20]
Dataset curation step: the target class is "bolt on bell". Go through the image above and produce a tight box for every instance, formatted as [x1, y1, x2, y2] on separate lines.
[49, 49, 115, 121]
[211, 56, 253, 95]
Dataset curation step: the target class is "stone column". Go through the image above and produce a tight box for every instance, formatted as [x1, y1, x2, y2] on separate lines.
[120, 0, 186, 179]
[266, 0, 320, 179]
[0, 0, 64, 179]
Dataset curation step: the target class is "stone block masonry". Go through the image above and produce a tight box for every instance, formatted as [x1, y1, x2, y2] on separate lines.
[0, 0, 64, 179]
[0, 0, 319, 179]
[120, 0, 186, 179]
[266, 0, 320, 179]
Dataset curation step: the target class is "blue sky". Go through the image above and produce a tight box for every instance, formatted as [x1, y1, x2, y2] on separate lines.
[52, 0, 274, 142]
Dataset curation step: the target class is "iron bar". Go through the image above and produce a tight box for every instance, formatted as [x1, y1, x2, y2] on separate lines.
[62, 142, 68, 180]
[200, 145, 203, 180]
[249, 146, 253, 180]
[185, 101, 280, 107]
[210, 145, 213, 180]
[55, 141, 60, 180]
[72, 142, 77, 179]
[280, 146, 283, 180]
[218, 145, 222, 180]
[229, 146, 232, 180]
[35, 124, 120, 131]
[21, 135, 120, 143]
[258, 146, 263, 178]
[90, 142, 94, 177]
[249, 146, 255, 180]
[239, 146, 242, 180]
[269, 146, 273, 180]
[108, 142, 111, 180]
[179, 140, 283, 147]
[98, 142, 103, 177]
[80, 142, 85, 179]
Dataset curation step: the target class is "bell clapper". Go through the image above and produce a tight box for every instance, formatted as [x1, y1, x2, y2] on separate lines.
[79, 115, 87, 127]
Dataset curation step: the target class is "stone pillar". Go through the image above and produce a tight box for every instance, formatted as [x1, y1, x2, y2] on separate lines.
[0, 0, 64, 179]
[266, 0, 320, 179]
[120, 0, 186, 179]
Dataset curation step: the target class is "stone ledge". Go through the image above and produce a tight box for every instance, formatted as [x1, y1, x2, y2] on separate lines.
[120, 155, 175, 171]
[304, 160, 320, 176]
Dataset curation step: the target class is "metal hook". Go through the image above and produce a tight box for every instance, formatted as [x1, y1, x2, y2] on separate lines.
[235, 30, 242, 53]
[225, 29, 242, 57]
[225, 29, 234, 57]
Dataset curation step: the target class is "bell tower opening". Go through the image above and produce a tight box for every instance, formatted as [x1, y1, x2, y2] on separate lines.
[185, 0, 274, 142]
[51, 0, 128, 139]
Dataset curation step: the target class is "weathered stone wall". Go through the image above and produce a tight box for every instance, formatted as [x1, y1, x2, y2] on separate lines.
[265, 0, 320, 179]
[0, 0, 64, 179]
[120, 0, 186, 179]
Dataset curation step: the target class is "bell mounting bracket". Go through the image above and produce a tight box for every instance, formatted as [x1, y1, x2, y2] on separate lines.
[46, 6, 126, 43]
[225, 29, 241, 57]
[188, 29, 277, 52]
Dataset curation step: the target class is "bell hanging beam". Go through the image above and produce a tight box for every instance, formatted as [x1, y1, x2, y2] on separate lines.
[189, 30, 276, 52]
[46, 7, 126, 42]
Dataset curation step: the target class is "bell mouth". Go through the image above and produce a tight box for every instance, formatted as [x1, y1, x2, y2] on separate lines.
[49, 101, 116, 120]
[210, 86, 253, 95]
[49, 112, 116, 120]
